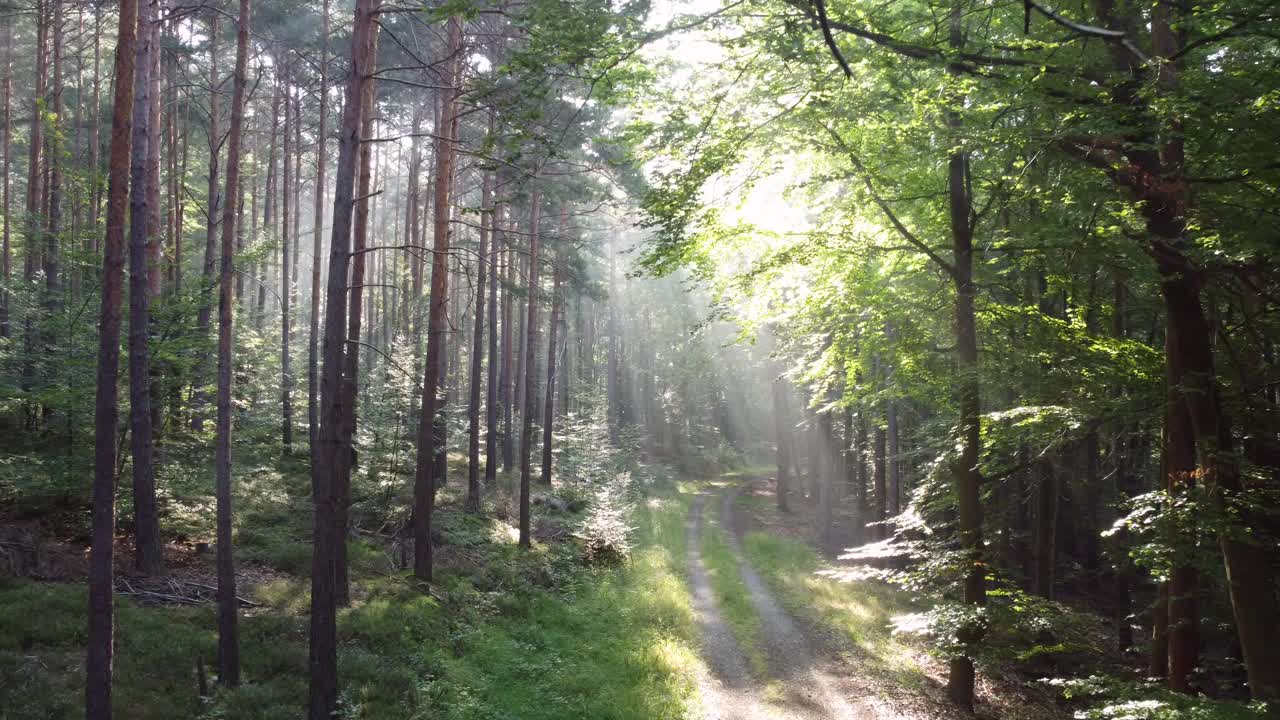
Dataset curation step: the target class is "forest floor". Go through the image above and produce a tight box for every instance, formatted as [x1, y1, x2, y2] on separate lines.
[1, 449, 1127, 720]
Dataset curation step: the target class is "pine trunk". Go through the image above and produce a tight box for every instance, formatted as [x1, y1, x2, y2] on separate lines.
[466, 169, 493, 512]
[280, 64, 293, 454]
[215, 0, 251, 687]
[412, 16, 462, 581]
[309, 0, 374, 713]
[86, 0, 138, 713]
[540, 259, 562, 486]
[308, 0, 328, 471]
[517, 186, 542, 547]
[127, 0, 163, 576]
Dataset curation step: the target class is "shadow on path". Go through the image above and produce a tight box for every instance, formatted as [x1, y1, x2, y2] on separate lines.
[686, 487, 884, 719]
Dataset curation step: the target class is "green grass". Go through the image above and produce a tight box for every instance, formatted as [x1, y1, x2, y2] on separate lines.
[699, 520, 767, 676]
[0, 485, 704, 720]
[431, 500, 701, 720]
[741, 530, 928, 688]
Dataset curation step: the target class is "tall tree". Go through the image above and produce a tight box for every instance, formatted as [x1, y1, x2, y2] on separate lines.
[466, 167, 493, 513]
[0, 20, 9, 339]
[412, 14, 462, 581]
[86, 0, 139, 712]
[215, 0, 252, 686]
[192, 11, 221, 433]
[280, 62, 294, 454]
[943, 6, 985, 705]
[335, 31, 379, 606]
[517, 185, 542, 547]
[540, 250, 562, 486]
[773, 376, 790, 511]
[127, 0, 163, 577]
[310, 0, 376, 712]
[308, 0, 329, 467]
[484, 197, 501, 488]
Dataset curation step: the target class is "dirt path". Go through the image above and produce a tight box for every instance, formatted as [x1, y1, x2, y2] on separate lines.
[687, 487, 881, 719]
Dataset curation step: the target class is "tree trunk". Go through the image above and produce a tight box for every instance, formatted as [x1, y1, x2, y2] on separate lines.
[873, 424, 886, 536]
[817, 399, 836, 546]
[308, 0, 328, 472]
[280, 63, 293, 454]
[22, 0, 47, 424]
[310, 0, 374, 714]
[484, 199, 501, 487]
[86, 0, 139, 713]
[466, 168, 493, 512]
[334, 33, 378, 606]
[0, 21, 9, 338]
[773, 376, 790, 512]
[44, 0, 63, 330]
[944, 7, 985, 708]
[212, 0, 250, 688]
[191, 11, 220, 432]
[540, 257, 562, 486]
[517, 186, 542, 548]
[1151, 582, 1169, 678]
[1032, 456, 1058, 599]
[513, 250, 527, 460]
[606, 250, 620, 443]
[127, 0, 163, 577]
[144, 12, 162, 435]
[412, 15, 462, 582]
[1163, 393, 1199, 693]
[500, 234, 515, 470]
[886, 397, 900, 517]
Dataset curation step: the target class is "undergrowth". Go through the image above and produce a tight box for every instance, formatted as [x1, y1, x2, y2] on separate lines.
[0, 456, 705, 720]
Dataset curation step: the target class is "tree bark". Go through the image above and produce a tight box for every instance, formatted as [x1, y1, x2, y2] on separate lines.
[873, 424, 886, 536]
[945, 6, 985, 708]
[191, 11, 220, 432]
[44, 0, 63, 326]
[540, 255, 562, 486]
[773, 376, 790, 512]
[500, 233, 515, 470]
[86, 0, 138, 713]
[484, 199, 501, 487]
[412, 15, 462, 581]
[1032, 456, 1058, 600]
[334, 33, 379, 605]
[280, 62, 294, 454]
[517, 185, 542, 547]
[466, 168, 493, 512]
[310, 0, 374, 714]
[1163, 389, 1199, 693]
[22, 0, 47, 423]
[606, 249, 620, 444]
[214, 0, 250, 687]
[127, 0, 163, 577]
[0, 21, 9, 339]
[308, 0, 328, 472]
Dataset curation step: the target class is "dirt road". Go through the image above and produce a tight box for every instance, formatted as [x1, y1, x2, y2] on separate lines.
[686, 486, 881, 719]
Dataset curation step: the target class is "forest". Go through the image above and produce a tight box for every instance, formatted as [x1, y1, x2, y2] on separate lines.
[0, 0, 1277, 718]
